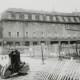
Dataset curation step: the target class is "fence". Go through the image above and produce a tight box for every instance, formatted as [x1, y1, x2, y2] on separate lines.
[1, 45, 59, 57]
[0, 44, 78, 58]
[60, 44, 76, 55]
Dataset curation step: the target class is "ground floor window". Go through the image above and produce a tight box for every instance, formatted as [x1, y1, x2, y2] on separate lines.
[7, 42, 13, 46]
[25, 41, 30, 46]
[40, 41, 46, 45]
[33, 42, 38, 45]
[61, 41, 68, 45]
[70, 41, 76, 44]
[15, 42, 20, 46]
[50, 41, 58, 45]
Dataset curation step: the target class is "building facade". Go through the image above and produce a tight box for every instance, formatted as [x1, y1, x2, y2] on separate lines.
[1, 8, 80, 46]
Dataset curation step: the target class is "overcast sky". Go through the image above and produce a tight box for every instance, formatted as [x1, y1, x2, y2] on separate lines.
[0, 0, 80, 13]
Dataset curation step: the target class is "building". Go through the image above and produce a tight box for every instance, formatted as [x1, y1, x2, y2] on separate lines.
[1, 8, 80, 46]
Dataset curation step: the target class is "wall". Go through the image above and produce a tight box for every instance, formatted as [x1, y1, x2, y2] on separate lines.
[2, 20, 80, 41]
[3, 21, 24, 38]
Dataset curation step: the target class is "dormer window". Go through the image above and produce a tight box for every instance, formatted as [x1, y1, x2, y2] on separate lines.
[39, 15, 43, 20]
[32, 14, 36, 20]
[46, 16, 50, 21]
[16, 13, 19, 19]
[7, 13, 11, 19]
[58, 16, 64, 22]
[53, 16, 57, 21]
[24, 14, 28, 19]
[70, 17, 75, 22]
[63, 17, 69, 22]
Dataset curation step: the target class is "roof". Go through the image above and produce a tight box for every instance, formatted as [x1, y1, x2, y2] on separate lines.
[1, 8, 80, 24]
[5, 8, 78, 16]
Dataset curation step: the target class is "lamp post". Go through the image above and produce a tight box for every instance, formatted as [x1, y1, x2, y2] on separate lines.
[41, 43, 45, 65]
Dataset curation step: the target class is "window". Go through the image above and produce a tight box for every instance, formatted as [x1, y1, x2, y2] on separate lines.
[15, 42, 20, 46]
[48, 32, 51, 37]
[33, 42, 38, 45]
[74, 32, 76, 37]
[26, 32, 28, 37]
[53, 16, 57, 21]
[69, 17, 75, 22]
[24, 14, 28, 19]
[41, 32, 44, 37]
[40, 41, 46, 45]
[7, 42, 13, 46]
[17, 32, 19, 37]
[63, 17, 69, 22]
[56, 32, 58, 37]
[19, 13, 24, 19]
[58, 16, 64, 22]
[75, 17, 80, 22]
[39, 15, 43, 20]
[7, 13, 11, 19]
[32, 14, 36, 20]
[68, 32, 70, 37]
[25, 41, 30, 46]
[16, 13, 19, 19]
[46, 16, 50, 21]
[8, 32, 11, 37]
[50, 41, 58, 45]
[77, 32, 80, 37]
[33, 32, 36, 37]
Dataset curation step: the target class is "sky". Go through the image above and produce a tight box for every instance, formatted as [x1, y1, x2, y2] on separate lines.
[0, 0, 80, 13]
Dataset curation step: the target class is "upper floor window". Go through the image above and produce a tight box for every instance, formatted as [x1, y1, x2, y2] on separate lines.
[24, 14, 28, 19]
[8, 32, 11, 37]
[48, 32, 51, 37]
[39, 15, 43, 20]
[26, 32, 28, 37]
[17, 32, 19, 37]
[41, 32, 44, 37]
[33, 32, 36, 37]
[74, 32, 77, 37]
[32, 14, 36, 20]
[69, 17, 75, 22]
